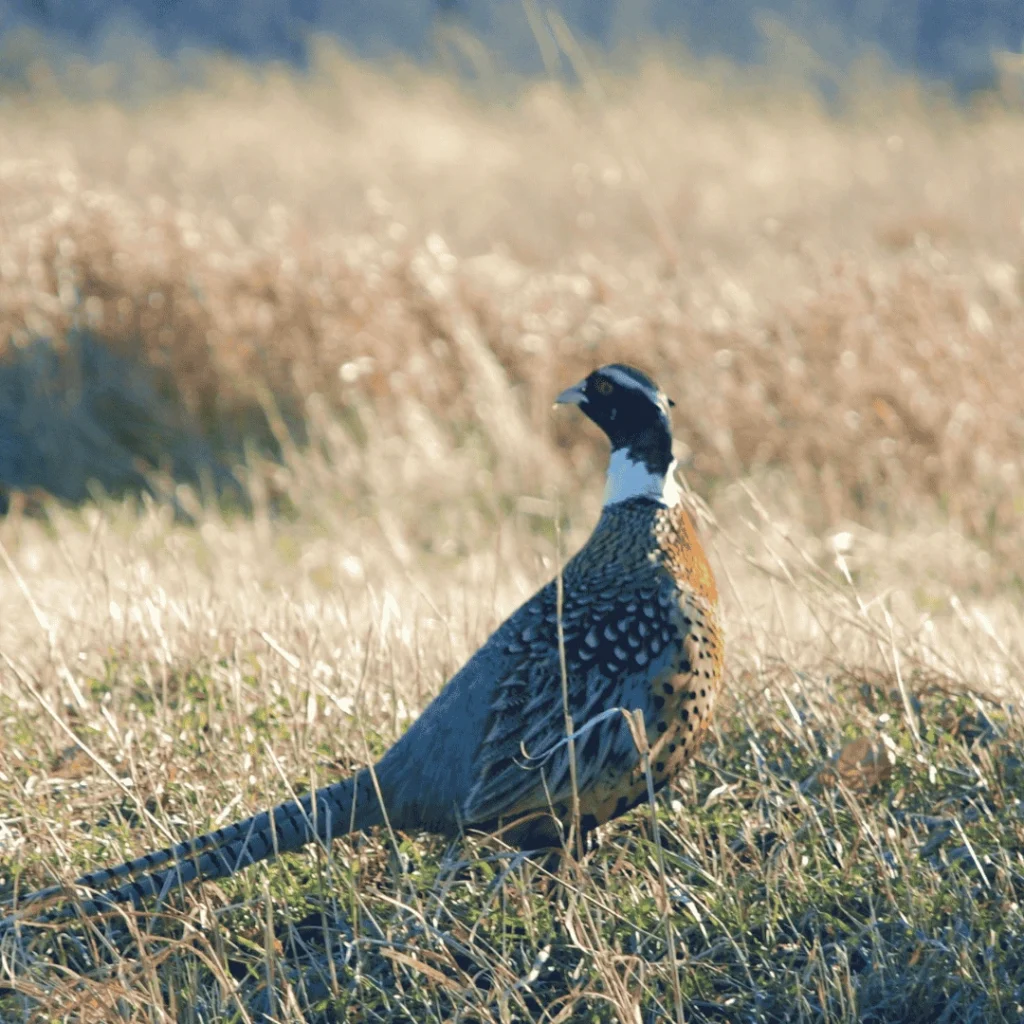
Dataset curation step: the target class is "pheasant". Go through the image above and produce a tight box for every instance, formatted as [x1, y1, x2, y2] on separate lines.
[1, 364, 723, 926]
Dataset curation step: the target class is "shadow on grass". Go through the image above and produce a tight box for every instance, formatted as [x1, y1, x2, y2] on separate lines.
[0, 329, 253, 517]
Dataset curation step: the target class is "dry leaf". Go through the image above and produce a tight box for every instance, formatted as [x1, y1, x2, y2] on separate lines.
[819, 737, 894, 795]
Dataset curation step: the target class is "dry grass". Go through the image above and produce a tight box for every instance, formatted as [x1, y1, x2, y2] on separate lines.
[0, 45, 1024, 1022]
[2, 49, 1024, 553]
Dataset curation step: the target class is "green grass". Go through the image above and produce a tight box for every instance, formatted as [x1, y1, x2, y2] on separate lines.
[8, 680, 1024, 1022]
[0, 484, 1022, 1021]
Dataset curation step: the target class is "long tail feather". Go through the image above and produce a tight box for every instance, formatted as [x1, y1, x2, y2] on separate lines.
[1, 768, 383, 928]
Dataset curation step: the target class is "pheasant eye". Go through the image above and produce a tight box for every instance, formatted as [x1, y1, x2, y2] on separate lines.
[595, 380, 613, 395]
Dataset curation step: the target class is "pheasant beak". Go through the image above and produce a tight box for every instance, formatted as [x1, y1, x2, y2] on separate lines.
[554, 381, 587, 407]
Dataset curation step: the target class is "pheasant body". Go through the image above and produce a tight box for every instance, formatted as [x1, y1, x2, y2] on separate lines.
[453, 496, 722, 843]
[0, 363, 724, 926]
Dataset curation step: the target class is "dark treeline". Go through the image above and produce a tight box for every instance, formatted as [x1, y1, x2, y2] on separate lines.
[0, 0, 1022, 93]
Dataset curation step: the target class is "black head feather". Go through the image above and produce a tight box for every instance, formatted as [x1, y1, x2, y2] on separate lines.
[556, 364, 675, 475]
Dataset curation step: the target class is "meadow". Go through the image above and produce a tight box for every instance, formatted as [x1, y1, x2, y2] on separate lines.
[1, 44, 1024, 1021]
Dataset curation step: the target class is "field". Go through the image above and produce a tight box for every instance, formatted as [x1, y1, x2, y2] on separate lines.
[1, 44, 1024, 1022]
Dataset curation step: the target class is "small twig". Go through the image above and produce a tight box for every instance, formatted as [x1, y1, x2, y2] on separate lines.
[256, 629, 301, 670]
[262, 879, 277, 1020]
[624, 708, 685, 1024]
[554, 510, 581, 859]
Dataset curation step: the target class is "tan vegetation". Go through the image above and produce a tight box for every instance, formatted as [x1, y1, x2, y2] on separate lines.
[0, 46, 1023, 1021]
[2, 51, 1024, 551]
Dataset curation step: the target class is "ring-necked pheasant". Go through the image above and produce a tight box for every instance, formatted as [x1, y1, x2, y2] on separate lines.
[2, 364, 723, 926]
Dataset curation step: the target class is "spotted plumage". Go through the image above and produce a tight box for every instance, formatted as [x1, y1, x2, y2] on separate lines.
[459, 497, 721, 845]
[0, 363, 724, 928]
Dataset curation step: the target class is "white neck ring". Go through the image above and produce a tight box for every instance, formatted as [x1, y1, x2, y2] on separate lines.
[603, 450, 682, 507]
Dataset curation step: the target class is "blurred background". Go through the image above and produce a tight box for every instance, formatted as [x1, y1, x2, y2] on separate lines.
[0, 0, 1023, 587]
[2, 0, 1024, 91]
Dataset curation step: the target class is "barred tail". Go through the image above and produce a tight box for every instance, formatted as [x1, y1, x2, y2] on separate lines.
[3, 768, 384, 926]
